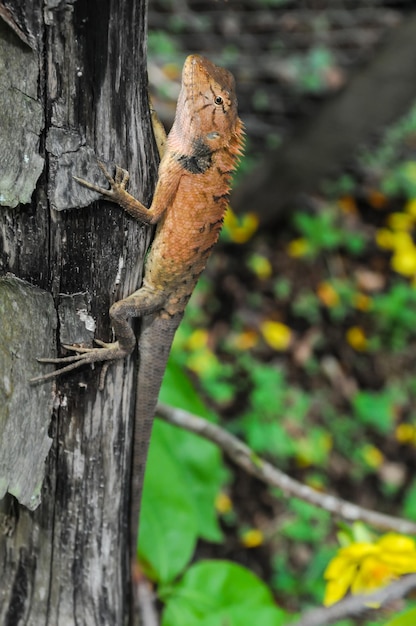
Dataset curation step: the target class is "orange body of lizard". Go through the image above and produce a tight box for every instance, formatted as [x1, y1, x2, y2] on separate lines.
[34, 55, 244, 606]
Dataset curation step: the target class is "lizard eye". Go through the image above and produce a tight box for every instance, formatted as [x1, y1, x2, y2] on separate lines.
[214, 95, 223, 105]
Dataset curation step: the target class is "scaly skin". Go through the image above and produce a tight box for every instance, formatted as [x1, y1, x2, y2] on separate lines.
[32, 54, 244, 615]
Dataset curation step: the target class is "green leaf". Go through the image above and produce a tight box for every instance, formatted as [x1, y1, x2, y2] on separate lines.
[148, 30, 179, 57]
[199, 606, 286, 626]
[139, 426, 197, 583]
[403, 480, 416, 521]
[352, 391, 396, 434]
[383, 161, 416, 198]
[161, 560, 287, 626]
[384, 607, 416, 626]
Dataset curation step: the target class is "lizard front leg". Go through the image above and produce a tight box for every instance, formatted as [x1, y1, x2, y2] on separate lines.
[74, 161, 163, 223]
[75, 150, 182, 227]
[31, 286, 165, 385]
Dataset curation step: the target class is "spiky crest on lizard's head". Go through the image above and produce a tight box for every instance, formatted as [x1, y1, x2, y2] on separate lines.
[168, 55, 243, 160]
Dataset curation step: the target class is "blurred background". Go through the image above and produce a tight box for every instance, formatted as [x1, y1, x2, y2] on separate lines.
[144, 2, 416, 624]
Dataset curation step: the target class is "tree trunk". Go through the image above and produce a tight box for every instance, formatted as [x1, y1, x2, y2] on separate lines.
[0, 1, 157, 623]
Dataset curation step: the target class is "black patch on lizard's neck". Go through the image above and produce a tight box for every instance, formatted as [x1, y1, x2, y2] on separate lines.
[177, 138, 212, 174]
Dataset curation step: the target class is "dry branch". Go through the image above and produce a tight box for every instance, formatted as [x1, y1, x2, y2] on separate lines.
[157, 403, 416, 534]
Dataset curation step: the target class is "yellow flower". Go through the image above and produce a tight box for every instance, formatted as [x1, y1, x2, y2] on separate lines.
[395, 423, 416, 444]
[186, 348, 218, 375]
[362, 444, 384, 469]
[241, 529, 264, 548]
[295, 433, 332, 468]
[223, 207, 258, 243]
[405, 198, 416, 218]
[186, 329, 209, 350]
[287, 237, 309, 258]
[376, 229, 414, 252]
[316, 282, 340, 308]
[248, 253, 272, 279]
[260, 320, 292, 351]
[391, 246, 416, 277]
[390, 231, 414, 249]
[375, 228, 395, 250]
[215, 492, 233, 515]
[324, 533, 416, 606]
[346, 326, 367, 351]
[386, 212, 414, 231]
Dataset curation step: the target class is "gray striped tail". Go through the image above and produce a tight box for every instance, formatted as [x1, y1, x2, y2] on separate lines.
[130, 312, 183, 560]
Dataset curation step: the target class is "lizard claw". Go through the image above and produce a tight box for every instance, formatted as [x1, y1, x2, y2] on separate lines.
[30, 341, 125, 389]
[73, 160, 130, 198]
[59, 339, 115, 353]
[113, 164, 129, 188]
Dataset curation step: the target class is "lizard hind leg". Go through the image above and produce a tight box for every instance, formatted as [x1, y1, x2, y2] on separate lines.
[30, 285, 166, 387]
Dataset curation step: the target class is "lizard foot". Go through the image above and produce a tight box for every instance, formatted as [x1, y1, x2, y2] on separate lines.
[30, 340, 128, 389]
[73, 160, 130, 200]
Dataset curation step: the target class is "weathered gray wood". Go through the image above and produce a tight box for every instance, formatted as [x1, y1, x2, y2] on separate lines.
[0, 19, 44, 208]
[0, 275, 55, 509]
[0, 0, 156, 623]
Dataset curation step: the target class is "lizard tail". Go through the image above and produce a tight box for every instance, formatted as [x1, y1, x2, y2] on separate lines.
[129, 312, 183, 567]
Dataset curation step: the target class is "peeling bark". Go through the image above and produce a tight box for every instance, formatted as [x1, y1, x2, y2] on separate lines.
[0, 20, 43, 208]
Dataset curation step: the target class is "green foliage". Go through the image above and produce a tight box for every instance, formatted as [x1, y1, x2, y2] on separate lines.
[351, 387, 404, 435]
[403, 480, 416, 521]
[273, 276, 292, 300]
[292, 289, 322, 323]
[384, 607, 416, 626]
[370, 282, 416, 350]
[232, 358, 316, 463]
[359, 102, 416, 203]
[148, 30, 180, 58]
[138, 353, 296, 623]
[141, 35, 416, 625]
[160, 560, 287, 626]
[323, 278, 359, 322]
[360, 103, 416, 176]
[293, 207, 366, 257]
[284, 46, 336, 94]
[281, 500, 331, 544]
[272, 500, 332, 602]
[337, 521, 376, 546]
[382, 161, 416, 198]
[252, 88, 270, 112]
[323, 173, 356, 197]
[217, 45, 240, 66]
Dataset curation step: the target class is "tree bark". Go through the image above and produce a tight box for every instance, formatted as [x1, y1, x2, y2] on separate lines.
[0, 1, 157, 623]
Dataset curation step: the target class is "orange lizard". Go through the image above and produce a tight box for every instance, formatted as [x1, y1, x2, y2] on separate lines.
[33, 54, 244, 611]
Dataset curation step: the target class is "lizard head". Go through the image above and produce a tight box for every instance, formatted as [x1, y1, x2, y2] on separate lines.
[169, 55, 241, 156]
